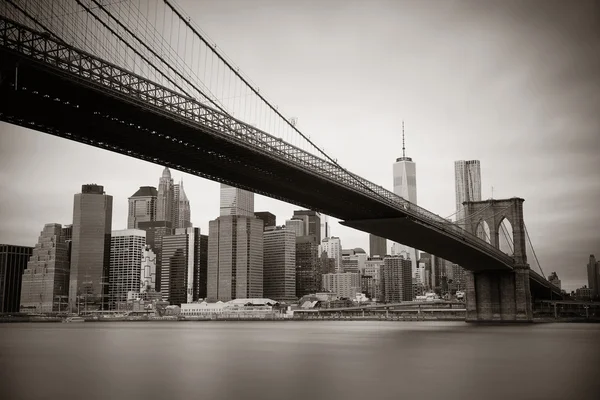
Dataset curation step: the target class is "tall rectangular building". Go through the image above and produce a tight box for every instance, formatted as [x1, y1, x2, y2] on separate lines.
[220, 184, 254, 217]
[127, 186, 157, 229]
[454, 160, 482, 223]
[161, 227, 208, 306]
[263, 226, 296, 302]
[320, 236, 342, 272]
[20, 224, 70, 313]
[207, 216, 263, 301]
[587, 254, 599, 298]
[369, 234, 387, 258]
[392, 122, 419, 273]
[0, 244, 33, 313]
[69, 184, 112, 311]
[381, 255, 413, 302]
[295, 235, 320, 297]
[108, 229, 146, 309]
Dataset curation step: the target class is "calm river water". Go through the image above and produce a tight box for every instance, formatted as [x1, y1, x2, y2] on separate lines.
[1, 321, 599, 400]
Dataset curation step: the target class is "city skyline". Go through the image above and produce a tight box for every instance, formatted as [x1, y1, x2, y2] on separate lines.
[1, 0, 599, 291]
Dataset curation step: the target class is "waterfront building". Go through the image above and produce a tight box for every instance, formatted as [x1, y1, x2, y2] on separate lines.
[322, 272, 360, 299]
[0, 244, 33, 313]
[263, 226, 296, 302]
[381, 255, 413, 302]
[20, 224, 70, 313]
[69, 184, 113, 311]
[179, 298, 280, 318]
[108, 229, 146, 309]
[127, 186, 157, 229]
[320, 236, 342, 272]
[295, 235, 321, 297]
[161, 227, 208, 306]
[255, 212, 276, 230]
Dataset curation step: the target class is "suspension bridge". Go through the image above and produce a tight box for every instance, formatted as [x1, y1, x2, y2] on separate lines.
[0, 0, 560, 322]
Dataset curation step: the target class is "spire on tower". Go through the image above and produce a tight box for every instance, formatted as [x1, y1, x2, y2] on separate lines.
[402, 120, 405, 158]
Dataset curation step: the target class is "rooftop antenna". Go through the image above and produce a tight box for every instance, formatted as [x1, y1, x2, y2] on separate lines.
[402, 120, 406, 158]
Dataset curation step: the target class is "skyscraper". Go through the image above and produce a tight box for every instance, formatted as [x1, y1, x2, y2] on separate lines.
[454, 160, 482, 223]
[587, 254, 599, 298]
[161, 227, 208, 306]
[320, 236, 342, 272]
[369, 234, 387, 258]
[392, 122, 419, 271]
[157, 167, 175, 224]
[69, 184, 113, 311]
[20, 224, 70, 313]
[293, 210, 321, 243]
[208, 185, 263, 301]
[0, 244, 33, 313]
[285, 219, 305, 237]
[220, 184, 254, 217]
[173, 180, 192, 229]
[255, 212, 276, 230]
[381, 255, 413, 302]
[263, 226, 296, 302]
[108, 229, 146, 309]
[295, 235, 321, 297]
[127, 186, 157, 229]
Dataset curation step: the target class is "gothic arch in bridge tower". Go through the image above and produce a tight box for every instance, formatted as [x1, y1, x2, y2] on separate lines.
[497, 217, 514, 257]
[462, 198, 533, 322]
[463, 198, 527, 266]
[475, 219, 491, 244]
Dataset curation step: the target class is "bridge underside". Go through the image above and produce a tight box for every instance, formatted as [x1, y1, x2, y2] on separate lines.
[0, 51, 403, 223]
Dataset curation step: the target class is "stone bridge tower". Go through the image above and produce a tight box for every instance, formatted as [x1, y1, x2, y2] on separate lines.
[462, 198, 533, 322]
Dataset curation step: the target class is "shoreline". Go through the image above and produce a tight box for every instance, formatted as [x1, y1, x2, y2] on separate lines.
[1, 317, 599, 324]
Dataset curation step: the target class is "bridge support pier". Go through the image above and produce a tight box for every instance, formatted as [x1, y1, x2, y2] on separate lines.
[465, 265, 533, 322]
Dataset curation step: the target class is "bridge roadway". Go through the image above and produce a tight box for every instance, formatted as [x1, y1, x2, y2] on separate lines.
[0, 17, 559, 299]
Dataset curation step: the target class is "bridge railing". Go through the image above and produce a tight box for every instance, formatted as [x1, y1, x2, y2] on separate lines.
[0, 16, 515, 267]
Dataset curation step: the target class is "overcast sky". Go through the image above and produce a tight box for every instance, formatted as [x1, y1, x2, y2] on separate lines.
[1, 0, 598, 292]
